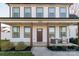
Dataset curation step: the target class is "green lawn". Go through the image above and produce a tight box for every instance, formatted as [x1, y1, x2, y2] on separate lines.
[0, 51, 33, 56]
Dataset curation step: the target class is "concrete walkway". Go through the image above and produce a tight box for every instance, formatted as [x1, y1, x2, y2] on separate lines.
[31, 47, 79, 56]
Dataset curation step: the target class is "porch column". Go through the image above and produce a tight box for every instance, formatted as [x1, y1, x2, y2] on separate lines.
[47, 23, 49, 47]
[30, 23, 33, 47]
[77, 23, 79, 46]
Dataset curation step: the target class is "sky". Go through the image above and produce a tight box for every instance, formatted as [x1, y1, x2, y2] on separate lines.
[0, 3, 9, 17]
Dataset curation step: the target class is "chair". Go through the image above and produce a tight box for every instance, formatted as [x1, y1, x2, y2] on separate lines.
[50, 37, 56, 44]
[58, 39, 62, 43]
[62, 36, 67, 44]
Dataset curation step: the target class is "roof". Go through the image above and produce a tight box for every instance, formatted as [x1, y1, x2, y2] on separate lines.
[6, 3, 73, 6]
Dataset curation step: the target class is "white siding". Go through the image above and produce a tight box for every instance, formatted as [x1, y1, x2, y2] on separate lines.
[32, 6, 36, 17]
[20, 6, 24, 17]
[44, 7, 48, 17]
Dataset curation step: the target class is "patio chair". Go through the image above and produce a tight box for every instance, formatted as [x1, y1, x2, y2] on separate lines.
[57, 39, 62, 43]
[62, 36, 68, 44]
[50, 37, 56, 44]
[51, 39, 56, 44]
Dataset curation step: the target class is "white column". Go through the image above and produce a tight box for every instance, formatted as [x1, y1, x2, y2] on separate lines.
[56, 26, 60, 39]
[20, 26, 24, 39]
[67, 26, 70, 43]
[55, 26, 60, 44]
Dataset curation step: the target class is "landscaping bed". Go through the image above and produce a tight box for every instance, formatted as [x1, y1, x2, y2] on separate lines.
[0, 40, 32, 51]
[47, 46, 78, 51]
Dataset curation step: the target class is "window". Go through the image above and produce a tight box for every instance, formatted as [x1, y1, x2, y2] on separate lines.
[24, 7, 31, 17]
[12, 7, 20, 17]
[48, 27, 55, 38]
[59, 26, 67, 38]
[12, 26, 20, 38]
[36, 7, 43, 17]
[24, 27, 31, 38]
[59, 7, 67, 18]
[48, 7, 55, 17]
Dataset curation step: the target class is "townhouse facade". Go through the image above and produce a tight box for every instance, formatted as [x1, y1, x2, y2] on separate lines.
[0, 3, 79, 46]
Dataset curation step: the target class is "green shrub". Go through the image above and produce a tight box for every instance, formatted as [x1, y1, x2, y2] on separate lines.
[15, 42, 28, 50]
[67, 45, 77, 49]
[56, 46, 67, 51]
[47, 46, 57, 51]
[47, 46, 67, 51]
[1, 41, 14, 51]
[69, 38, 77, 44]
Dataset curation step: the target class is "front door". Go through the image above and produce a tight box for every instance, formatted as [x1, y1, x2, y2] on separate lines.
[37, 28, 43, 42]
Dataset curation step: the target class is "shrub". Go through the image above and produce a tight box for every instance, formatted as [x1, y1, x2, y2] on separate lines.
[47, 46, 57, 51]
[69, 38, 77, 44]
[56, 46, 67, 51]
[15, 42, 28, 51]
[1, 41, 14, 51]
[47, 46, 67, 51]
[67, 46, 77, 49]
[76, 47, 79, 51]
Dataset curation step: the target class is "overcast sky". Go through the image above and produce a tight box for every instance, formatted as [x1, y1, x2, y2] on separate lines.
[0, 3, 9, 17]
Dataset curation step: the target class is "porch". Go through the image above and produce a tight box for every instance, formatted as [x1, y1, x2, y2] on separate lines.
[32, 42, 78, 47]
[0, 18, 79, 47]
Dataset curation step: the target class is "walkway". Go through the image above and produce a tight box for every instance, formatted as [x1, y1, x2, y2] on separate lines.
[31, 47, 79, 56]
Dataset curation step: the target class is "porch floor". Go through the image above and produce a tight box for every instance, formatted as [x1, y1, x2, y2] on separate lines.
[33, 42, 78, 47]
[50, 43, 78, 46]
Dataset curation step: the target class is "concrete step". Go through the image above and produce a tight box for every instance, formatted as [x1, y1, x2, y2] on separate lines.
[33, 42, 47, 47]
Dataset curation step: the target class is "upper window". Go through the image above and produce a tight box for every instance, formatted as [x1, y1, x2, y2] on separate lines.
[36, 7, 43, 17]
[12, 26, 20, 38]
[59, 7, 67, 18]
[12, 7, 20, 17]
[48, 7, 55, 18]
[24, 7, 31, 17]
[24, 26, 31, 38]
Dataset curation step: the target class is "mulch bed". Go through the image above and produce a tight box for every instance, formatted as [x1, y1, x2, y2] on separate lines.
[0, 46, 32, 51]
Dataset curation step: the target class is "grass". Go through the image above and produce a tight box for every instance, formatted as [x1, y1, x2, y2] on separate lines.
[0, 51, 33, 56]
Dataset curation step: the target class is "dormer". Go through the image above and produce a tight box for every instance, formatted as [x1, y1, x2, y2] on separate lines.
[7, 3, 72, 18]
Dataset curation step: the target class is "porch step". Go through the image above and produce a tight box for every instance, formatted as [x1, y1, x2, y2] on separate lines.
[33, 42, 47, 47]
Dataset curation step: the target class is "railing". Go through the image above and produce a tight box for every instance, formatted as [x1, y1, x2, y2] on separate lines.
[50, 38, 68, 44]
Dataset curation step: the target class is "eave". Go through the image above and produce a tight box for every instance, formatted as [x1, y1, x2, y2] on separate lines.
[6, 3, 73, 6]
[0, 17, 79, 25]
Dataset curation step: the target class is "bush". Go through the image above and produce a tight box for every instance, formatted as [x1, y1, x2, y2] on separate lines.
[1, 41, 14, 51]
[47, 46, 67, 51]
[47, 46, 57, 51]
[56, 46, 67, 51]
[15, 42, 28, 51]
[48, 45, 77, 51]
[76, 47, 79, 51]
[69, 38, 77, 44]
[67, 46, 77, 49]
